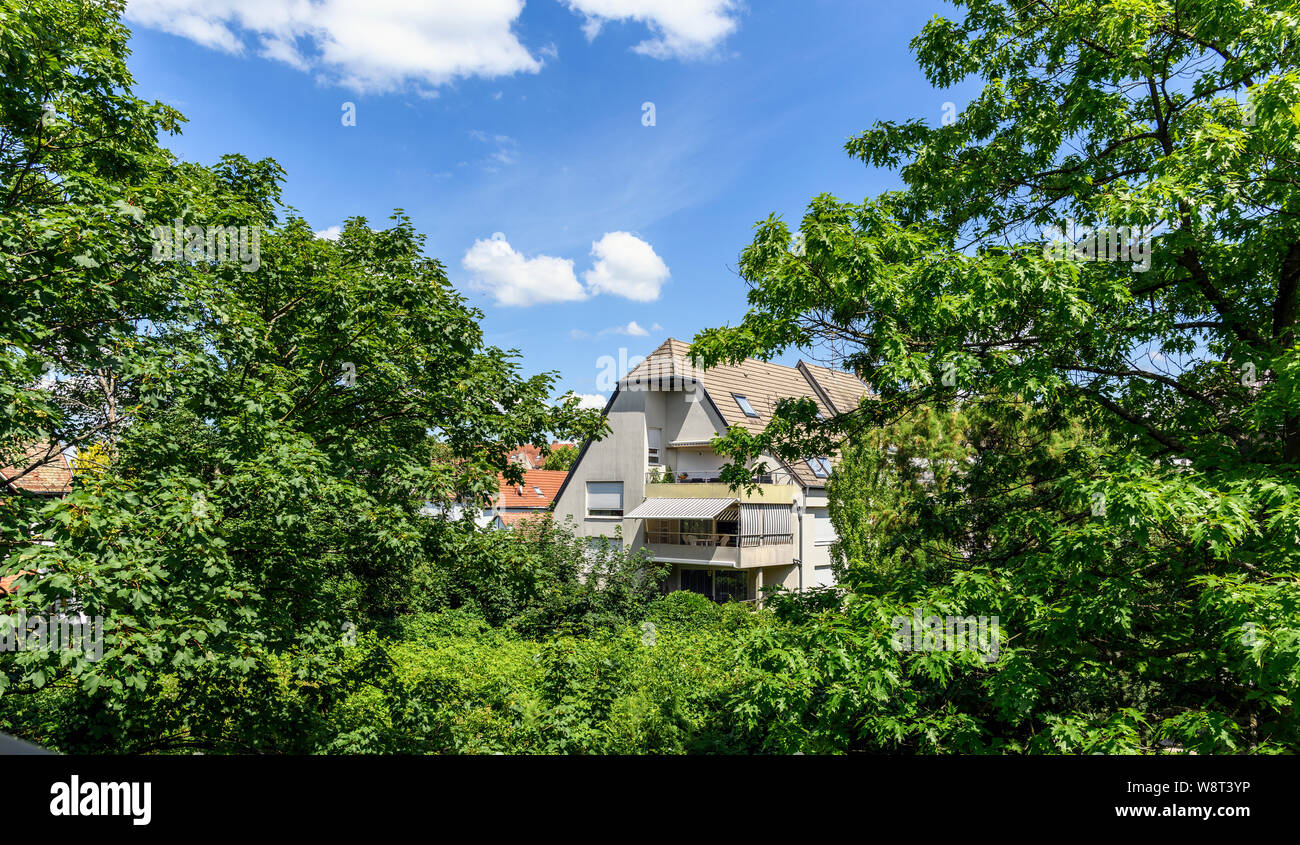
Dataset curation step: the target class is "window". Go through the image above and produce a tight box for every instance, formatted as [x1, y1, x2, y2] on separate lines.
[586, 481, 624, 517]
[585, 536, 623, 555]
[715, 571, 748, 603]
[812, 507, 836, 545]
[806, 456, 832, 478]
[732, 394, 760, 418]
[739, 504, 792, 546]
[680, 569, 713, 597]
[679, 518, 712, 537]
[647, 427, 661, 465]
[532, 486, 544, 497]
[812, 565, 836, 588]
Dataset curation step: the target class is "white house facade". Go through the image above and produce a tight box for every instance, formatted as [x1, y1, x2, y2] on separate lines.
[552, 339, 869, 602]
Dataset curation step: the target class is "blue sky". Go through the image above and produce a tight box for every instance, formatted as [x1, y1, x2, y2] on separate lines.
[122, 0, 971, 408]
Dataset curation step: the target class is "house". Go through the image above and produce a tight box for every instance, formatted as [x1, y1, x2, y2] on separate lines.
[490, 469, 565, 529]
[552, 338, 869, 602]
[1, 443, 73, 499]
[1, 443, 73, 597]
[420, 464, 568, 529]
[506, 443, 574, 470]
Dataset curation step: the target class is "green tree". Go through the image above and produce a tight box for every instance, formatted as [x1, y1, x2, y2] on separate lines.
[543, 443, 579, 471]
[414, 517, 668, 637]
[697, 0, 1300, 753]
[0, 1, 606, 752]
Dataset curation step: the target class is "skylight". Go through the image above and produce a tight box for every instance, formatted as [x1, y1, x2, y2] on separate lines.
[806, 457, 832, 478]
[732, 394, 760, 418]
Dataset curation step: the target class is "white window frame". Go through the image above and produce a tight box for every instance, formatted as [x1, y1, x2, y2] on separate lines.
[586, 481, 624, 518]
[732, 394, 760, 418]
[811, 507, 836, 545]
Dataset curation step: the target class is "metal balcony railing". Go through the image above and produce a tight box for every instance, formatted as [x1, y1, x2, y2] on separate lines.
[646, 529, 737, 547]
[644, 469, 774, 484]
[645, 529, 793, 548]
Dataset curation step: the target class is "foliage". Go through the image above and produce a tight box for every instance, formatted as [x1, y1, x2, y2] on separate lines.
[320, 602, 766, 755]
[0, 0, 607, 752]
[413, 517, 669, 638]
[542, 443, 579, 471]
[692, 0, 1300, 753]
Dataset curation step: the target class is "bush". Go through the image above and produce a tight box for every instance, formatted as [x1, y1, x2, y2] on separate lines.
[644, 591, 723, 631]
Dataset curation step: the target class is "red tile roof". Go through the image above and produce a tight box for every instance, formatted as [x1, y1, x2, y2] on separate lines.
[506, 443, 575, 470]
[496, 511, 551, 529]
[1, 444, 73, 496]
[496, 469, 567, 509]
[0, 570, 33, 595]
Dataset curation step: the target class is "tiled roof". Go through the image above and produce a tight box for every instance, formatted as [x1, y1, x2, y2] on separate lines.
[0, 570, 33, 595]
[1, 443, 73, 496]
[496, 511, 551, 529]
[496, 469, 567, 509]
[626, 338, 871, 486]
[506, 443, 575, 470]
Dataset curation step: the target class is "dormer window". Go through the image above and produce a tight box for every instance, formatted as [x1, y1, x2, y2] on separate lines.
[732, 394, 760, 418]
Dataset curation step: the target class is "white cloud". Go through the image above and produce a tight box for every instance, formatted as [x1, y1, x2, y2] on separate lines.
[571, 392, 608, 409]
[469, 130, 520, 170]
[595, 320, 649, 336]
[314, 225, 342, 240]
[463, 232, 586, 307]
[124, 0, 544, 93]
[563, 0, 741, 59]
[583, 232, 669, 302]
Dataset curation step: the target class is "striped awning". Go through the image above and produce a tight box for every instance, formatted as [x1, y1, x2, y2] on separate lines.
[624, 497, 736, 520]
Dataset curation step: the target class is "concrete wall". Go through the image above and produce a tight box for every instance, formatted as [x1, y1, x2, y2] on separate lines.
[553, 387, 649, 546]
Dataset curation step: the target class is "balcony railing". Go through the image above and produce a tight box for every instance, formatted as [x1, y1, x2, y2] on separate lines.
[646, 529, 737, 547]
[646, 529, 792, 548]
[645, 469, 774, 484]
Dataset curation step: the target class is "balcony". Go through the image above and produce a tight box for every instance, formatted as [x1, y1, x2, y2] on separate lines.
[645, 469, 773, 484]
[643, 469, 796, 505]
[643, 519, 793, 569]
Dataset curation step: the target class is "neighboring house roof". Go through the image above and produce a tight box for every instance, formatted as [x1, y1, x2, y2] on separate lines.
[506, 443, 575, 470]
[496, 469, 567, 510]
[0, 731, 48, 755]
[495, 510, 551, 529]
[1, 443, 73, 496]
[0, 570, 33, 595]
[626, 338, 870, 486]
[419, 502, 496, 528]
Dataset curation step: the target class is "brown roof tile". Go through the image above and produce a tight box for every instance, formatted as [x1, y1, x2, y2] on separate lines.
[627, 339, 871, 486]
[496, 469, 567, 509]
[1, 443, 73, 496]
[496, 511, 551, 528]
[506, 443, 575, 470]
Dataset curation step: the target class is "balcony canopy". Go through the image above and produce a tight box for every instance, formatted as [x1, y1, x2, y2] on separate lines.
[625, 497, 736, 520]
